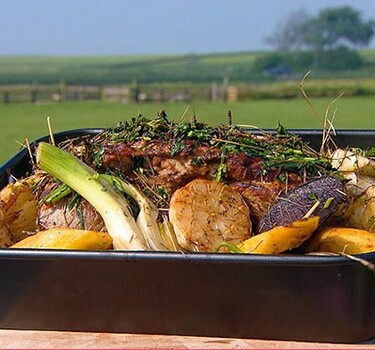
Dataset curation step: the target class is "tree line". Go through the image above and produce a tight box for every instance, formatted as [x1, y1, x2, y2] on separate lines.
[257, 6, 375, 74]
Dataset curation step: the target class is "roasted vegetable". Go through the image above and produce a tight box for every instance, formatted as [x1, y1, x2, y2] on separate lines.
[257, 176, 346, 233]
[169, 178, 251, 252]
[11, 228, 112, 250]
[236, 216, 319, 254]
[0, 209, 13, 247]
[102, 175, 179, 251]
[341, 172, 375, 198]
[36, 142, 147, 250]
[344, 185, 375, 232]
[0, 182, 37, 247]
[331, 148, 375, 177]
[2, 115, 375, 257]
[303, 227, 375, 255]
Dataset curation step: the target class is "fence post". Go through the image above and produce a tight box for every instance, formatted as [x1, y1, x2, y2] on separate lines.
[131, 78, 140, 103]
[211, 82, 218, 102]
[59, 80, 67, 102]
[99, 85, 104, 101]
[31, 81, 38, 103]
[222, 75, 229, 100]
[3, 91, 10, 103]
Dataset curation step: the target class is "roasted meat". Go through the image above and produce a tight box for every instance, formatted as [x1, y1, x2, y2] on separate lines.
[32, 115, 335, 236]
[38, 197, 106, 232]
[100, 135, 307, 223]
[103, 142, 305, 222]
[35, 177, 106, 232]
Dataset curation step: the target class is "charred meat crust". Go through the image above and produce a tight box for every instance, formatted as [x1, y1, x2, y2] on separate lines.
[100, 138, 305, 223]
[47, 116, 336, 229]
[102, 139, 302, 186]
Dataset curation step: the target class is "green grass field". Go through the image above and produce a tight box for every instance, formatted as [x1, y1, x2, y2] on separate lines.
[1, 96, 374, 165]
[0, 52, 261, 85]
[1, 49, 375, 85]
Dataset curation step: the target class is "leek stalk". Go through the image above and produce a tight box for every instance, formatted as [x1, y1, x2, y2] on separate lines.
[36, 142, 147, 250]
[102, 175, 169, 251]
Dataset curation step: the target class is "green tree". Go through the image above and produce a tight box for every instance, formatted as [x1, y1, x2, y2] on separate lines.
[302, 6, 375, 50]
[318, 46, 363, 70]
[264, 9, 310, 51]
[266, 6, 375, 51]
[263, 6, 374, 71]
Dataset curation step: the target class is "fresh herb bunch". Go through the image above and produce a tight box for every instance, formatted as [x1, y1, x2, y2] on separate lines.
[99, 112, 333, 178]
[104, 111, 217, 145]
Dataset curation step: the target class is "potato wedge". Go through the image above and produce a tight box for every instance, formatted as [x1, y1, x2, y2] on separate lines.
[344, 185, 375, 232]
[341, 172, 375, 197]
[10, 228, 113, 250]
[0, 208, 14, 247]
[169, 178, 251, 252]
[237, 216, 319, 254]
[303, 227, 375, 255]
[331, 148, 375, 176]
[0, 182, 37, 245]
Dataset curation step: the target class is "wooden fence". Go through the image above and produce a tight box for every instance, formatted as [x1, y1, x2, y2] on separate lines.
[2, 79, 375, 104]
[0, 83, 131, 104]
[0, 82, 240, 104]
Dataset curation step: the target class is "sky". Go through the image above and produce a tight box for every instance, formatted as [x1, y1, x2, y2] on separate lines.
[1, 0, 375, 56]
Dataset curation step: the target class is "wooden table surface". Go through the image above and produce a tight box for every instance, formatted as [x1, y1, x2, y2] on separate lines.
[0, 330, 374, 349]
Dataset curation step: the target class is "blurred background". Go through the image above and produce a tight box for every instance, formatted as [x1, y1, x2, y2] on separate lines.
[1, 0, 375, 163]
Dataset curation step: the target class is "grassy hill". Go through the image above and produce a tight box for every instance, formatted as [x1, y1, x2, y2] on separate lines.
[0, 52, 260, 85]
[1, 49, 375, 86]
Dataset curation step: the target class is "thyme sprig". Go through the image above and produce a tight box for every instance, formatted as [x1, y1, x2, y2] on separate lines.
[96, 113, 334, 179]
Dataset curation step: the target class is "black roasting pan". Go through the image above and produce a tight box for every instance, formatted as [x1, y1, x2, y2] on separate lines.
[0, 128, 374, 343]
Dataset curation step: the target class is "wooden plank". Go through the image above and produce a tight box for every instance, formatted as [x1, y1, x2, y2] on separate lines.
[0, 330, 372, 349]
